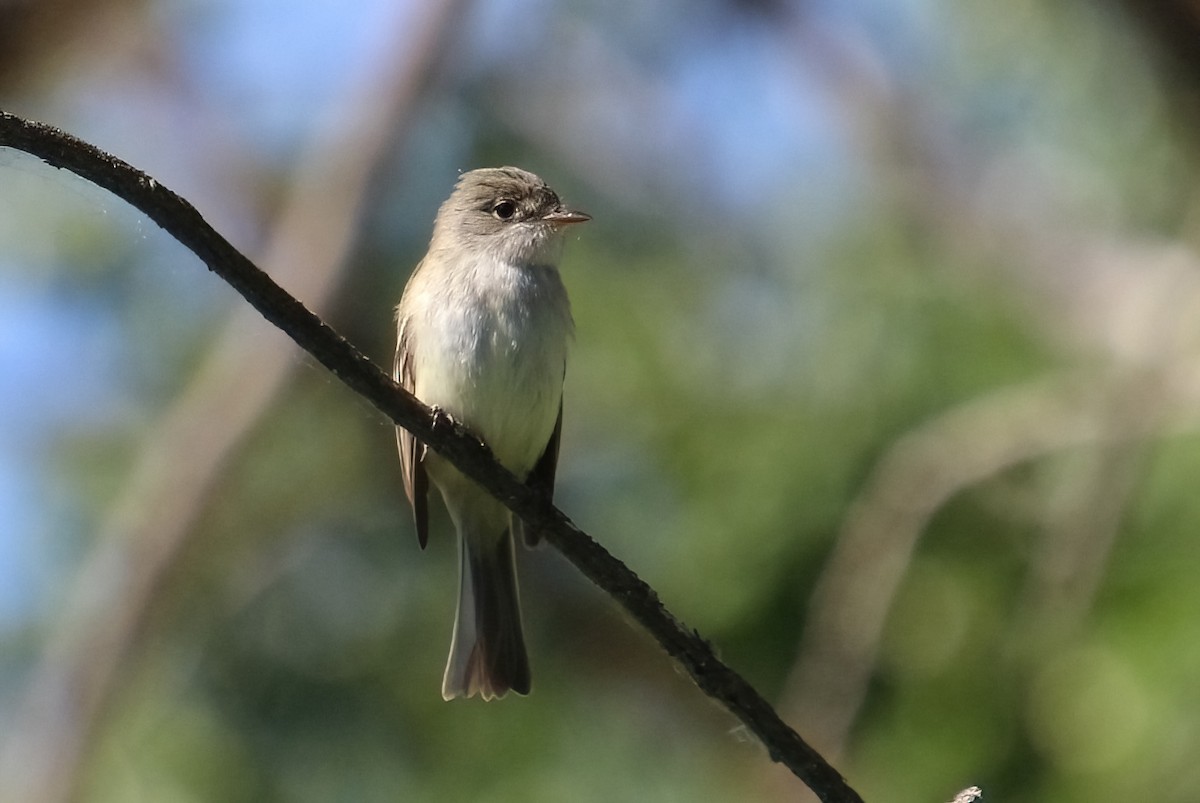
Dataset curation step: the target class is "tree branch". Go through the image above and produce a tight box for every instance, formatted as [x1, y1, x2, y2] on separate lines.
[0, 111, 863, 803]
[0, 5, 468, 802]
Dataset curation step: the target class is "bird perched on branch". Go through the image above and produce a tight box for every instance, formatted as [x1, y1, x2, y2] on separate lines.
[394, 167, 588, 700]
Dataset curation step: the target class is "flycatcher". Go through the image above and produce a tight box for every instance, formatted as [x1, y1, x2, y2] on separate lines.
[394, 167, 588, 700]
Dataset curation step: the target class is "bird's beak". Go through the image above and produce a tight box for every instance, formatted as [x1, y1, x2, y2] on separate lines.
[542, 208, 591, 228]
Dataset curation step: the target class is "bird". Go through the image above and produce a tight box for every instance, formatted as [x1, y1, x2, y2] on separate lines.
[394, 166, 588, 700]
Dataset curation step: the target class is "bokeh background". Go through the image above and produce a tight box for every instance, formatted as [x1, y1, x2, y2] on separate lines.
[4, 1, 1200, 801]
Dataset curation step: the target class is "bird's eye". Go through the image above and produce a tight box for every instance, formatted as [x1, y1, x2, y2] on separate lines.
[492, 200, 518, 220]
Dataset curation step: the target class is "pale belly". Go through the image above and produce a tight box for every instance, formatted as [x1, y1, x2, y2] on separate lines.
[409, 266, 571, 481]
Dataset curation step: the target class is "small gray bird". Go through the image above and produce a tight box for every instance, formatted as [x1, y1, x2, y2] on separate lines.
[394, 167, 588, 700]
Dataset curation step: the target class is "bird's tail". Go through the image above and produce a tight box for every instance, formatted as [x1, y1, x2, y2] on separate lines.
[442, 527, 531, 701]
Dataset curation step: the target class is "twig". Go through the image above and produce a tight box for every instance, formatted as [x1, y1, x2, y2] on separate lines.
[0, 5, 468, 802]
[0, 111, 864, 803]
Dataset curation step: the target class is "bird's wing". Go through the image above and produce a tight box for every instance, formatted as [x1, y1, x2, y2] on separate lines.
[515, 397, 562, 547]
[395, 324, 430, 549]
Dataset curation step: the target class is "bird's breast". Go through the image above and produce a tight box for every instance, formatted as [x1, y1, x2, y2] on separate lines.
[409, 259, 572, 478]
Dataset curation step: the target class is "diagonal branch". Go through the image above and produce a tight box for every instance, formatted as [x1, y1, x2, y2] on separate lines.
[0, 111, 864, 803]
[0, 5, 469, 802]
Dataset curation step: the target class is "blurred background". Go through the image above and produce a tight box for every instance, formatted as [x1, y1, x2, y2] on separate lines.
[3, 0, 1200, 801]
